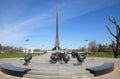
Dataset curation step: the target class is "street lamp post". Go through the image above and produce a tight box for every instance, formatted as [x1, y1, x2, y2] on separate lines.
[85, 40, 88, 53]
[25, 39, 29, 55]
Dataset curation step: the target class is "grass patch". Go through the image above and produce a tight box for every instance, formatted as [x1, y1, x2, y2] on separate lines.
[87, 52, 114, 58]
[0, 52, 118, 58]
[0, 53, 38, 58]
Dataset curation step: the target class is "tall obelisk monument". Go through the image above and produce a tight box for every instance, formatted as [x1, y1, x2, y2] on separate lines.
[52, 6, 61, 50]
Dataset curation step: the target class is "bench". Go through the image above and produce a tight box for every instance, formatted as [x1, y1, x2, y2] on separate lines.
[0, 64, 31, 77]
[86, 62, 114, 76]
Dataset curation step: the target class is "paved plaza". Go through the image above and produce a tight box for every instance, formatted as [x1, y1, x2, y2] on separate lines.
[0, 52, 120, 79]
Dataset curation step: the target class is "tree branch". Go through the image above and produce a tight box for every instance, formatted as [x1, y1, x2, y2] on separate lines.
[116, 24, 120, 35]
[106, 25, 117, 38]
[108, 16, 117, 24]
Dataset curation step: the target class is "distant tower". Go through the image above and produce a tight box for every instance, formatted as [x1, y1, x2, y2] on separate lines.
[52, 6, 61, 50]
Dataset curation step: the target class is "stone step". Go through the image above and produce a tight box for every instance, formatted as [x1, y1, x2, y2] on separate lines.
[24, 74, 71, 79]
[28, 70, 75, 76]
[24, 73, 93, 79]
[24, 69, 93, 79]
[27, 69, 92, 76]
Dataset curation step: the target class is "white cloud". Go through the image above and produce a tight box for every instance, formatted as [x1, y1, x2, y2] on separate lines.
[0, 10, 55, 46]
[58, 0, 120, 22]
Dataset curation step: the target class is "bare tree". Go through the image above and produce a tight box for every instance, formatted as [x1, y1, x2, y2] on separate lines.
[2, 46, 23, 53]
[88, 41, 98, 55]
[0, 44, 2, 53]
[79, 47, 86, 52]
[98, 44, 102, 52]
[106, 16, 120, 58]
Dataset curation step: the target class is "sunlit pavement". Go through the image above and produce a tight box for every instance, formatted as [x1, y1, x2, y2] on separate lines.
[0, 53, 120, 79]
[0, 63, 120, 79]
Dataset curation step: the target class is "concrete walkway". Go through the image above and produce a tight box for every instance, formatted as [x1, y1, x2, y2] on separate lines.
[0, 52, 120, 79]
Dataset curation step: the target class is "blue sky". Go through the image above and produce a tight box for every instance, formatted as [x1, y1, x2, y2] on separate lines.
[0, 0, 120, 49]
